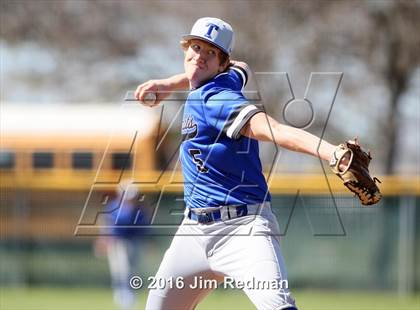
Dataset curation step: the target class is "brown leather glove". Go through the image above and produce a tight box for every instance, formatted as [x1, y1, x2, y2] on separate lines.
[330, 140, 382, 205]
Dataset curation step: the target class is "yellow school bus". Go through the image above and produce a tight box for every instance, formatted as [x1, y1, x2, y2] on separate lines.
[1, 103, 163, 191]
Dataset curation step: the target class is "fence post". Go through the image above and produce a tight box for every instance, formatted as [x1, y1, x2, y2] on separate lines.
[397, 195, 416, 295]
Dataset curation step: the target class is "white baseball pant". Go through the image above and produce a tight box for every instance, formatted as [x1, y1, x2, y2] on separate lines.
[145, 202, 297, 310]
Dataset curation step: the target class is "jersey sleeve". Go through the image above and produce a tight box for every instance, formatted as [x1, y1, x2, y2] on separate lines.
[229, 65, 248, 89]
[203, 90, 263, 140]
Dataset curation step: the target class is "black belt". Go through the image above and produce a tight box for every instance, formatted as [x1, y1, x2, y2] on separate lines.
[187, 204, 249, 224]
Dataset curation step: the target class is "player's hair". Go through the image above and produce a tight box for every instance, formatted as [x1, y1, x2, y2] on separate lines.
[180, 39, 230, 67]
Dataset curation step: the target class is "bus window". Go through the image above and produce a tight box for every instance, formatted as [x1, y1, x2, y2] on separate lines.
[112, 152, 132, 170]
[72, 152, 93, 169]
[0, 151, 15, 169]
[33, 152, 54, 169]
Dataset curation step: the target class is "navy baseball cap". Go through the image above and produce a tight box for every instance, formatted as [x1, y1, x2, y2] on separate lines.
[182, 17, 235, 55]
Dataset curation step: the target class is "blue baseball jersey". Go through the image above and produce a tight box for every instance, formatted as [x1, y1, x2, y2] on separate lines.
[180, 66, 271, 209]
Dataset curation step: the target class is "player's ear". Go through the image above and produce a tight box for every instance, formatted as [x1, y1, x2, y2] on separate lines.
[217, 51, 230, 72]
[218, 59, 230, 72]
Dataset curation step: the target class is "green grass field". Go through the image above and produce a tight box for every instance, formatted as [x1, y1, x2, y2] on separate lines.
[1, 287, 419, 310]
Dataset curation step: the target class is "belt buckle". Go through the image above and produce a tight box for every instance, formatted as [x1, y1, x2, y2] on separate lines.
[192, 210, 214, 224]
[199, 212, 213, 224]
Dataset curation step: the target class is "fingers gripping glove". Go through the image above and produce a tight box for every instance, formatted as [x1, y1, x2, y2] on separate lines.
[330, 141, 382, 205]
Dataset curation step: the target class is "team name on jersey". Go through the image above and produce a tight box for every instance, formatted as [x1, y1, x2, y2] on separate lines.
[181, 115, 198, 141]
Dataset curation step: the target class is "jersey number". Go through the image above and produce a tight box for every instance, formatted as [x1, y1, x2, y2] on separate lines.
[188, 149, 209, 173]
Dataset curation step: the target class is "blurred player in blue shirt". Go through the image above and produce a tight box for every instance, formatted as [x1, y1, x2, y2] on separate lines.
[94, 181, 150, 310]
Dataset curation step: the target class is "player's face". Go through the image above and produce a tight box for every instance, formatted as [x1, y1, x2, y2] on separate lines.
[184, 39, 226, 89]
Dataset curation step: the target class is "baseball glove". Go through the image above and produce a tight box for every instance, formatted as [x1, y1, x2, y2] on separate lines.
[330, 140, 382, 205]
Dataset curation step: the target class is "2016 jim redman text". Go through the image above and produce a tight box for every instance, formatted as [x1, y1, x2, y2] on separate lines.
[129, 276, 289, 290]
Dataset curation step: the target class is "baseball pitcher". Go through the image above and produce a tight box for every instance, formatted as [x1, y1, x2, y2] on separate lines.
[135, 17, 381, 310]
